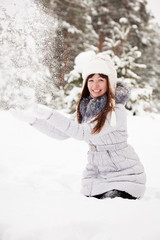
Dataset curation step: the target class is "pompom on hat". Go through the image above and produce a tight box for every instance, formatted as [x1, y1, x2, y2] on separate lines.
[82, 53, 117, 94]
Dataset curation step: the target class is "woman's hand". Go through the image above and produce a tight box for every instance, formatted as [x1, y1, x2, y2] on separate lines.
[115, 81, 130, 105]
[10, 104, 53, 124]
[32, 103, 53, 120]
[9, 108, 36, 124]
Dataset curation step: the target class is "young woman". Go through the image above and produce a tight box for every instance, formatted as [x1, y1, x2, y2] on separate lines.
[11, 54, 146, 200]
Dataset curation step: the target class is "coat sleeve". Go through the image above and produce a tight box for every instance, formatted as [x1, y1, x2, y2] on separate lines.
[32, 119, 70, 140]
[46, 110, 93, 141]
[46, 106, 127, 141]
[115, 104, 127, 131]
[32, 105, 127, 142]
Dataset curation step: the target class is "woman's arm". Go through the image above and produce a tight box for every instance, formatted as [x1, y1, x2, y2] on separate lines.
[32, 119, 70, 140]
[32, 81, 129, 142]
[46, 111, 93, 142]
[31, 111, 78, 140]
[10, 106, 70, 140]
[46, 109, 125, 141]
[44, 103, 127, 142]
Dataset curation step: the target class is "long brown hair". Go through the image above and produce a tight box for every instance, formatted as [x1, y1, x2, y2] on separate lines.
[77, 74, 115, 134]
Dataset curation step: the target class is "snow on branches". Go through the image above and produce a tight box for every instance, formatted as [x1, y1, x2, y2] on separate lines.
[0, 0, 58, 110]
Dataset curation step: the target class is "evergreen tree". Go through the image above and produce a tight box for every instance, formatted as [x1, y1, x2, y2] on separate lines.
[103, 17, 153, 114]
[37, 0, 94, 86]
[0, 0, 58, 110]
[89, 0, 111, 52]
[35, 0, 97, 86]
[89, 0, 160, 111]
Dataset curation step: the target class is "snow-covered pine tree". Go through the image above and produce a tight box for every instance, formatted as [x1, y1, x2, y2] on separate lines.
[89, 0, 111, 52]
[33, 0, 98, 111]
[88, 0, 160, 112]
[139, 19, 160, 112]
[39, 0, 94, 87]
[0, 0, 59, 110]
[104, 17, 153, 114]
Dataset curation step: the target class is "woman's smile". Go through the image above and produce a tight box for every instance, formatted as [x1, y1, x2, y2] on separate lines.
[87, 74, 108, 98]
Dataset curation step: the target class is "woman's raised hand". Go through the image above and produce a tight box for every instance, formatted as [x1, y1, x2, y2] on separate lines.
[32, 103, 53, 120]
[9, 103, 53, 124]
[9, 107, 36, 124]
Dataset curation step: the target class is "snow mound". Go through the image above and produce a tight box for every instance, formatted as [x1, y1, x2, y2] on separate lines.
[0, 111, 160, 240]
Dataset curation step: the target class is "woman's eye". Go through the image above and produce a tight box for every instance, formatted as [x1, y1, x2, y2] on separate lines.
[88, 79, 93, 82]
[99, 78, 104, 81]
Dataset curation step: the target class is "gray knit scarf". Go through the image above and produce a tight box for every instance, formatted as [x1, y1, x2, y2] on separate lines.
[79, 95, 107, 123]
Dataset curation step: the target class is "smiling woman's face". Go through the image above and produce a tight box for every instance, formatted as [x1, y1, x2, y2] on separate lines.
[87, 74, 108, 98]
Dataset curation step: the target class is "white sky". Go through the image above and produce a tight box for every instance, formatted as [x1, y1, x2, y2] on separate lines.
[147, 0, 160, 24]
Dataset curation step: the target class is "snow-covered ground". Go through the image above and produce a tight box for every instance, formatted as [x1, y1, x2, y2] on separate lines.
[0, 111, 160, 240]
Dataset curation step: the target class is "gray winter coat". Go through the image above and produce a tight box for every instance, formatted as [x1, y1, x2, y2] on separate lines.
[32, 85, 146, 199]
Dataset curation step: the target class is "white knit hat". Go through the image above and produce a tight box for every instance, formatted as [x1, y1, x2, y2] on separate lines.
[82, 53, 117, 127]
[82, 53, 117, 94]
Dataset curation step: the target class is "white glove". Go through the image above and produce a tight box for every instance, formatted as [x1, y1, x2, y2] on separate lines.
[32, 103, 53, 120]
[9, 108, 36, 124]
[10, 104, 53, 124]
